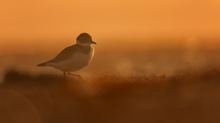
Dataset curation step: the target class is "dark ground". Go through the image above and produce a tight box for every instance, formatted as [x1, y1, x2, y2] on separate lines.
[0, 69, 220, 123]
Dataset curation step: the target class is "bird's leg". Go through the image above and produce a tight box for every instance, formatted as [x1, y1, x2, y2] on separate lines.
[67, 72, 82, 79]
[63, 72, 67, 77]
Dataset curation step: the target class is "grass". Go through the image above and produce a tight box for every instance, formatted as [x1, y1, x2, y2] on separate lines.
[0, 68, 220, 123]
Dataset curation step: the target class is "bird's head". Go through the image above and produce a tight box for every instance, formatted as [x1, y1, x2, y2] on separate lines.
[76, 33, 96, 46]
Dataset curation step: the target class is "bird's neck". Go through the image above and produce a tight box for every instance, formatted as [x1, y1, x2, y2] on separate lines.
[76, 43, 91, 47]
[76, 44, 92, 54]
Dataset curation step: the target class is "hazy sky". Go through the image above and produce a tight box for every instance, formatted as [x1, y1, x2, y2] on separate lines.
[1, 0, 220, 76]
[0, 0, 220, 50]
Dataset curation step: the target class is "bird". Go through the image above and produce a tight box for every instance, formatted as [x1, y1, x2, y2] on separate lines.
[37, 33, 96, 77]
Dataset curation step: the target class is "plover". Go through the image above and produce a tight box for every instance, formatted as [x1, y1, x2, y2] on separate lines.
[37, 33, 96, 77]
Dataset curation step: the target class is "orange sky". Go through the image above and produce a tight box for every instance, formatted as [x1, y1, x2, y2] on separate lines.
[0, 0, 220, 46]
[1, 0, 220, 76]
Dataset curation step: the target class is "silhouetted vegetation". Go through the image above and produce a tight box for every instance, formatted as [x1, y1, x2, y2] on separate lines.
[1, 68, 220, 123]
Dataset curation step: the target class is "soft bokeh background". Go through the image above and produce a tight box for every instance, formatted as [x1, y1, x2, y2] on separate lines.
[1, 1, 220, 123]
[1, 0, 220, 78]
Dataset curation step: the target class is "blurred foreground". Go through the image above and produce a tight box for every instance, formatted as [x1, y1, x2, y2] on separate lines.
[0, 69, 220, 123]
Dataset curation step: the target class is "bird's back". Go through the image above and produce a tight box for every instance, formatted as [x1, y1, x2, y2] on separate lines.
[51, 45, 79, 63]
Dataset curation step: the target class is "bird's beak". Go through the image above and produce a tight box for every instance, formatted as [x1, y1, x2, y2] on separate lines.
[91, 41, 97, 45]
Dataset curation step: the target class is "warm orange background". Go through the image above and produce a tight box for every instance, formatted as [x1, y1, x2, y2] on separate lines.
[0, 0, 220, 76]
[1, 0, 220, 41]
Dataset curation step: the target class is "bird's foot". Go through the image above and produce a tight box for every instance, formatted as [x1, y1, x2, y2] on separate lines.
[67, 72, 82, 79]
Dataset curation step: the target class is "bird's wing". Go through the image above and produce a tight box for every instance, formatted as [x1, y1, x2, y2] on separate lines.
[49, 45, 79, 63]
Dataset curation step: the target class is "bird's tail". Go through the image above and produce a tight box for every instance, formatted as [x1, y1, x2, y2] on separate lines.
[37, 61, 50, 67]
